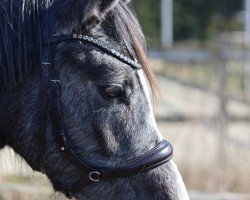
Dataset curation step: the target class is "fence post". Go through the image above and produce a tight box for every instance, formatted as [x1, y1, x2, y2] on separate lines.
[243, 51, 250, 102]
[243, 0, 250, 101]
[245, 0, 250, 48]
[218, 36, 229, 121]
[215, 34, 229, 190]
[161, 0, 173, 49]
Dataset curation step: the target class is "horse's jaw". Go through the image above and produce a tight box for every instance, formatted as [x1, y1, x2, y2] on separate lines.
[165, 160, 190, 200]
[74, 160, 189, 200]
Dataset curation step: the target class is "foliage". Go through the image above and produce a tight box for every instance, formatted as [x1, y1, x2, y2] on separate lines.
[174, 0, 243, 40]
[132, 0, 243, 43]
[132, 0, 161, 46]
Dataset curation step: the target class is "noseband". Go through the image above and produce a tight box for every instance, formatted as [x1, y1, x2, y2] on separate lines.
[38, 6, 173, 199]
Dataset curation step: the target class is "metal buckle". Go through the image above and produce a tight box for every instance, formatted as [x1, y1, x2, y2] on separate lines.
[42, 62, 51, 66]
[89, 171, 101, 182]
[51, 79, 61, 85]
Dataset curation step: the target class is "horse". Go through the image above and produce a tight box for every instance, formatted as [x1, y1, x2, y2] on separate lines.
[0, 0, 189, 199]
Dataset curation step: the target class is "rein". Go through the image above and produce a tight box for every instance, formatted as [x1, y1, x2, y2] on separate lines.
[38, 6, 173, 199]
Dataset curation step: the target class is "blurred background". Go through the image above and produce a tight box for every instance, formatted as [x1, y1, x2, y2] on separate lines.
[0, 0, 250, 199]
[136, 0, 250, 199]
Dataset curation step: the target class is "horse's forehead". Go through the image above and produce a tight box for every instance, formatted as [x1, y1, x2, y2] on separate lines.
[59, 38, 136, 82]
[84, 49, 133, 75]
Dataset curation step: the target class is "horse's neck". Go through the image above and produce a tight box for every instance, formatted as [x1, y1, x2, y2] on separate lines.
[0, 86, 40, 170]
[0, 118, 4, 148]
[0, 93, 6, 148]
[0, 129, 4, 149]
[0, 0, 50, 90]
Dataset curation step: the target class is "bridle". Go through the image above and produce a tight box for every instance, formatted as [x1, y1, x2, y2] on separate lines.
[38, 6, 173, 199]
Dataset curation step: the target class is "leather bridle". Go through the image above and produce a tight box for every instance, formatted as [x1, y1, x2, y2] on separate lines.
[38, 6, 173, 199]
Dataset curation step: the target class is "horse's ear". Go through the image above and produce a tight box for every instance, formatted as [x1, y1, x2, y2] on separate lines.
[81, 0, 119, 32]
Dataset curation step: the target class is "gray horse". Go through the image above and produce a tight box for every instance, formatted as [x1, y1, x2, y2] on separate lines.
[0, 0, 189, 199]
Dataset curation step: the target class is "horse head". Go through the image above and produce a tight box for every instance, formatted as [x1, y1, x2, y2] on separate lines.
[0, 0, 189, 199]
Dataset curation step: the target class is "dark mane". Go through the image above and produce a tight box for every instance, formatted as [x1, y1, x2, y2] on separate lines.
[0, 0, 156, 92]
[0, 0, 45, 90]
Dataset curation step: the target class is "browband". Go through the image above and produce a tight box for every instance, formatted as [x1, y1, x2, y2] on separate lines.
[43, 34, 142, 69]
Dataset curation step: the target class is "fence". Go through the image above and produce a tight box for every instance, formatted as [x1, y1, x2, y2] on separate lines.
[148, 38, 250, 193]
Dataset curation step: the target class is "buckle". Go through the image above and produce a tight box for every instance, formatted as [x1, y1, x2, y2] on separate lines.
[51, 79, 61, 85]
[42, 62, 51, 66]
[89, 171, 101, 182]
[51, 80, 61, 96]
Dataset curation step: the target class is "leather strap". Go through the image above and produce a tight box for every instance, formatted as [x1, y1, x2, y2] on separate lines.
[102, 140, 173, 179]
[63, 140, 173, 197]
[37, 6, 51, 172]
[43, 35, 142, 69]
[38, 2, 57, 172]
[37, 62, 49, 172]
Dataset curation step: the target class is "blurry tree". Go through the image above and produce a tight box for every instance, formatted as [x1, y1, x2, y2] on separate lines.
[174, 0, 243, 40]
[174, 0, 217, 40]
[132, 0, 243, 43]
[132, 0, 161, 46]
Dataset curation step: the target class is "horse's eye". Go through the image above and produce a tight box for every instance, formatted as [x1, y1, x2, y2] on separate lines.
[101, 84, 123, 99]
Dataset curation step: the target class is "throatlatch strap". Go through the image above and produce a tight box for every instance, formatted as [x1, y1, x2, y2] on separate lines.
[37, 63, 49, 172]
[38, 2, 57, 172]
